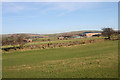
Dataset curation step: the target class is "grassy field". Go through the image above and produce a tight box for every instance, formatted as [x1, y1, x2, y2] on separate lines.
[1, 37, 102, 48]
[2, 40, 118, 78]
[26, 37, 103, 46]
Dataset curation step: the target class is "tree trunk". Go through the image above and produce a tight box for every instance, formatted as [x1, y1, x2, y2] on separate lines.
[108, 36, 111, 40]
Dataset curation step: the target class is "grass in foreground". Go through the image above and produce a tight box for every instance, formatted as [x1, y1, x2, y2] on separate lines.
[2, 40, 118, 78]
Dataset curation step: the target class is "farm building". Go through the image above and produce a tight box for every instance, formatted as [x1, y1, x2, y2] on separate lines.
[23, 39, 32, 42]
[58, 35, 83, 39]
[83, 32, 102, 37]
[58, 36, 71, 40]
[58, 36, 64, 40]
[71, 35, 83, 38]
[58, 32, 101, 39]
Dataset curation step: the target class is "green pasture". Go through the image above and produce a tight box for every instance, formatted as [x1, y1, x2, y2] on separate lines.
[32, 37, 57, 42]
[26, 37, 103, 46]
[1, 37, 102, 48]
[2, 40, 118, 78]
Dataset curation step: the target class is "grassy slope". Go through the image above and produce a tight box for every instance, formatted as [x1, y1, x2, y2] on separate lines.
[2, 40, 118, 78]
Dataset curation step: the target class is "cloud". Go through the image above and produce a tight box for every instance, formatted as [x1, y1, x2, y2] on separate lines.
[2, 2, 116, 17]
[37, 2, 83, 12]
[36, 2, 101, 16]
[52, 3, 81, 11]
[53, 3, 90, 11]
[2, 2, 27, 13]
[2, 2, 101, 17]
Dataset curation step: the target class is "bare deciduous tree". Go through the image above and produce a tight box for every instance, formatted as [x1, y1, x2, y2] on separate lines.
[102, 28, 114, 40]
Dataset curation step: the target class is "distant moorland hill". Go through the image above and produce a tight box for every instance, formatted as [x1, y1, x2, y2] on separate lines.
[2, 30, 103, 38]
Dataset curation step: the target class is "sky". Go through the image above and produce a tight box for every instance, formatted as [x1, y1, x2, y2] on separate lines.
[2, 2, 118, 34]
